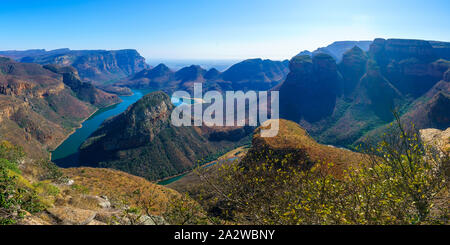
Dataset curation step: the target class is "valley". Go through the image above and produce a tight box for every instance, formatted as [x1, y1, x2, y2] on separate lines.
[1, 38, 449, 226]
[51, 89, 154, 167]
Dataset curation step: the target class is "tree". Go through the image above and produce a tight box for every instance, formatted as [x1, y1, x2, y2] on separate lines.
[196, 114, 449, 225]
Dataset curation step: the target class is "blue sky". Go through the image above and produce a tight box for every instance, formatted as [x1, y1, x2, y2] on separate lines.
[0, 0, 449, 60]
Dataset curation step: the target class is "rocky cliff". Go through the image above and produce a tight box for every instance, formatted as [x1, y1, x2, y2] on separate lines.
[1, 49, 149, 85]
[43, 64, 121, 107]
[278, 38, 450, 147]
[279, 54, 341, 123]
[0, 58, 118, 158]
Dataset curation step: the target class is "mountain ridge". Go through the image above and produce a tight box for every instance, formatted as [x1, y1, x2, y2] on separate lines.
[0, 48, 150, 85]
[79, 91, 251, 180]
[114, 58, 290, 94]
[279, 38, 450, 147]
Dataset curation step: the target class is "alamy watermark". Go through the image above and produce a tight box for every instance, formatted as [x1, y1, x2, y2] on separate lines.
[170, 83, 279, 137]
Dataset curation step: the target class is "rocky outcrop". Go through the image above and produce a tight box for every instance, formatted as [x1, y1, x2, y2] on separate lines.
[339, 46, 368, 96]
[369, 39, 449, 97]
[43, 64, 121, 107]
[279, 38, 450, 147]
[11, 164, 188, 225]
[0, 58, 98, 157]
[355, 59, 402, 122]
[279, 54, 340, 123]
[370, 38, 436, 63]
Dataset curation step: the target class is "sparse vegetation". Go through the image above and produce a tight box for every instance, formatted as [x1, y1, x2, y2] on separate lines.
[192, 115, 449, 225]
[0, 141, 45, 224]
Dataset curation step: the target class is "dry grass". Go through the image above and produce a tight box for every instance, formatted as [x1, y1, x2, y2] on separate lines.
[251, 119, 366, 176]
[63, 167, 181, 215]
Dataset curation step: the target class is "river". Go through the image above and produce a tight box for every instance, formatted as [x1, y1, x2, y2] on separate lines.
[51, 89, 154, 168]
[51, 89, 236, 186]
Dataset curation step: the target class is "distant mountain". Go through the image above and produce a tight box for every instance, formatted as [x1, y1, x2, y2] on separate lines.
[79, 91, 251, 181]
[147, 59, 239, 72]
[222, 58, 290, 91]
[278, 38, 450, 147]
[0, 48, 70, 60]
[298, 41, 372, 62]
[0, 57, 118, 158]
[0, 49, 149, 85]
[115, 58, 289, 94]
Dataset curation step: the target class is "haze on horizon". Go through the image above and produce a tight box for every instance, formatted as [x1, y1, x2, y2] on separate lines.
[0, 0, 449, 61]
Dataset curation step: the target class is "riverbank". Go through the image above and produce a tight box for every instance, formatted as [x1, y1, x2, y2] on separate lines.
[50, 98, 126, 155]
[48, 106, 100, 160]
[51, 89, 152, 167]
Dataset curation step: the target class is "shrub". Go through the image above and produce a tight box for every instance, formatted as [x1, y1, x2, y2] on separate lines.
[198, 114, 449, 225]
[0, 141, 46, 224]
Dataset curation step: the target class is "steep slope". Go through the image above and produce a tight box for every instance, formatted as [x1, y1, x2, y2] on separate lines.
[43, 64, 121, 107]
[0, 57, 123, 158]
[338, 46, 368, 97]
[1, 49, 149, 84]
[279, 38, 450, 147]
[0, 57, 98, 158]
[420, 127, 450, 154]
[401, 79, 450, 129]
[279, 54, 341, 123]
[79, 91, 250, 181]
[370, 38, 446, 97]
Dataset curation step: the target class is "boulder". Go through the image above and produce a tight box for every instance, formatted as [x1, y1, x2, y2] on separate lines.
[138, 215, 168, 225]
[420, 127, 450, 155]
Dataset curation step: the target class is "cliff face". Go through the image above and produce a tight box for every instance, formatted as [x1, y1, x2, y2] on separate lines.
[370, 39, 446, 97]
[401, 80, 450, 129]
[339, 46, 368, 97]
[278, 38, 450, 147]
[79, 91, 250, 181]
[0, 58, 99, 158]
[2, 49, 149, 84]
[279, 54, 341, 123]
[43, 64, 121, 107]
